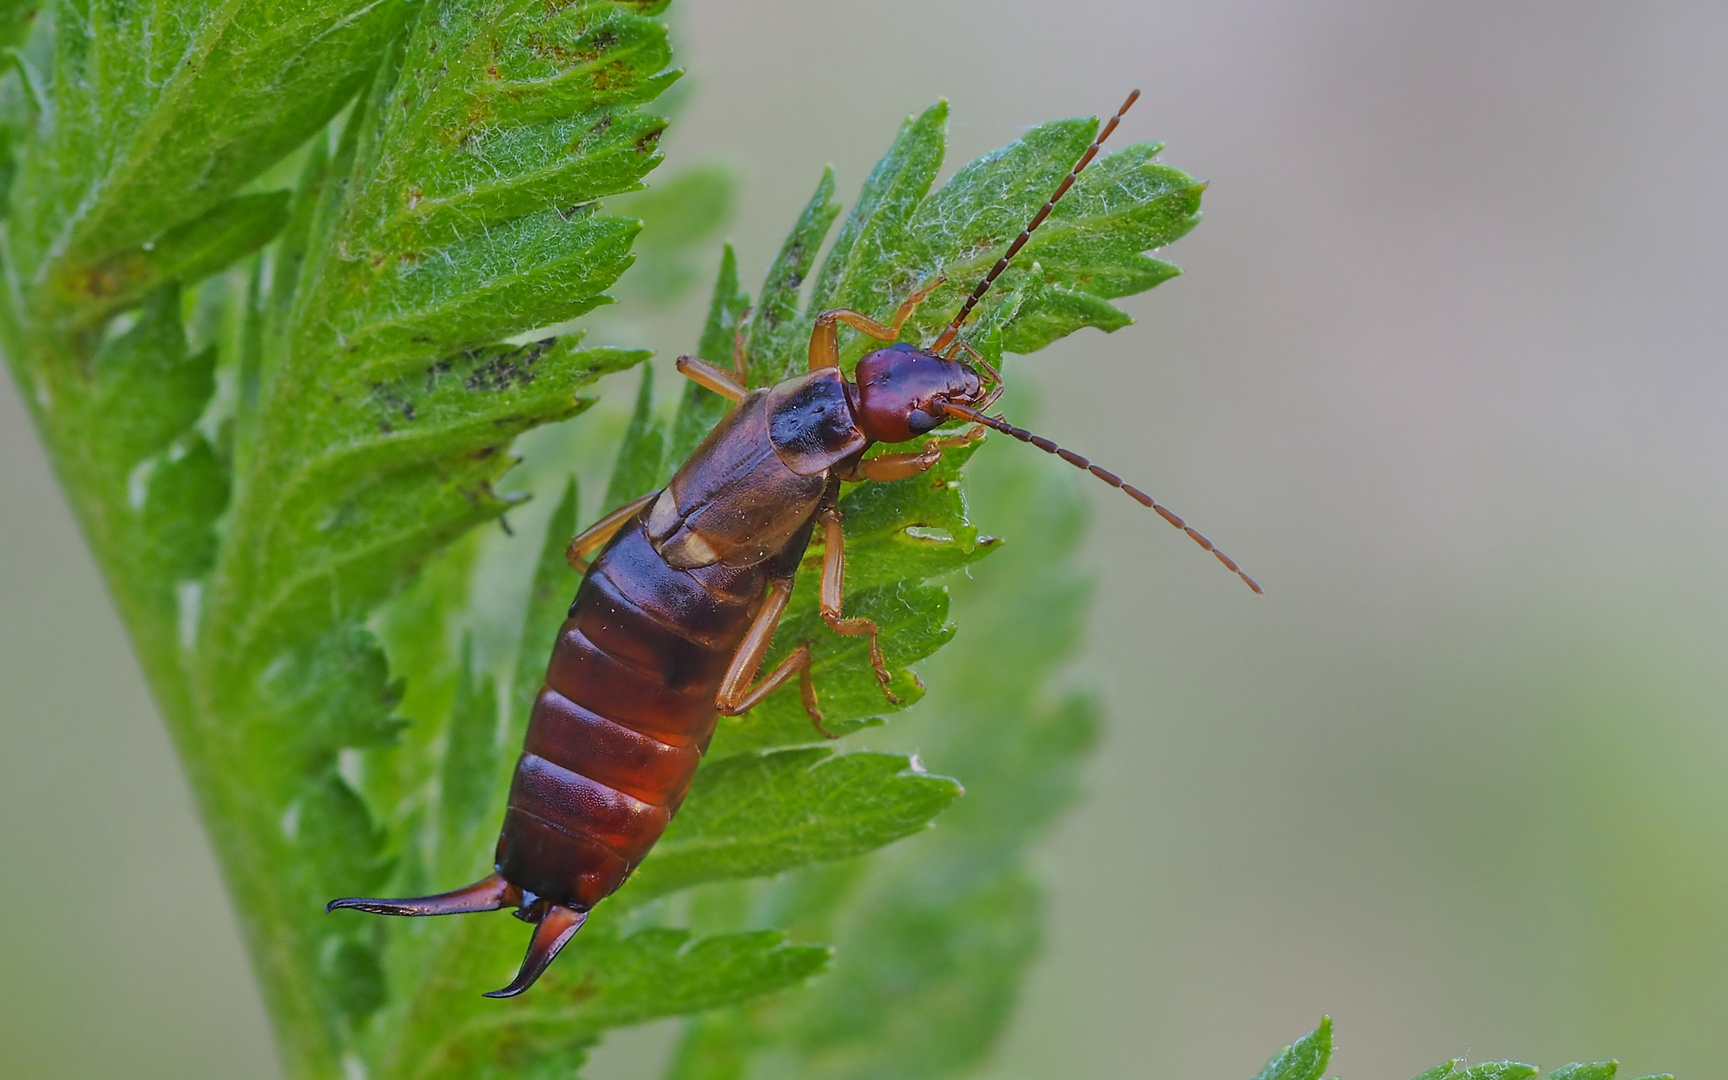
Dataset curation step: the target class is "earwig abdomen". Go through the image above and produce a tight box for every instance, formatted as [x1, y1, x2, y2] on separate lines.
[495, 500, 814, 914]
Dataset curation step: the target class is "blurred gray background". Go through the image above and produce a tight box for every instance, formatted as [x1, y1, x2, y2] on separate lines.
[4, 1, 1726, 1077]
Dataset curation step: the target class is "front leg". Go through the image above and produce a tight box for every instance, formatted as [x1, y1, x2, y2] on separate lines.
[814, 506, 898, 706]
[807, 276, 945, 370]
[838, 426, 985, 483]
[717, 578, 831, 738]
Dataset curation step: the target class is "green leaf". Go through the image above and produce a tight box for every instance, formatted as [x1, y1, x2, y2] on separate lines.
[784, 872, 1043, 1078]
[807, 101, 947, 325]
[56, 191, 290, 324]
[332, 209, 642, 371]
[605, 360, 668, 509]
[744, 164, 839, 383]
[75, 288, 231, 597]
[437, 638, 502, 872]
[12, 0, 415, 310]
[1459, 1065, 1539, 1080]
[1414, 1064, 1463, 1080]
[1548, 1065, 1618, 1080]
[511, 477, 582, 720]
[409, 928, 828, 1080]
[623, 748, 961, 902]
[723, 580, 954, 751]
[667, 241, 749, 467]
[0, 0, 36, 52]
[1253, 1018, 1333, 1080]
[216, 335, 644, 666]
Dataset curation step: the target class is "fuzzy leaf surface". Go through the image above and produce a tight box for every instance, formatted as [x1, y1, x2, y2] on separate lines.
[623, 748, 961, 902]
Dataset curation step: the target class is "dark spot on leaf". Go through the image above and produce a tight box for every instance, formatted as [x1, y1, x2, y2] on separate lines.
[635, 127, 662, 154]
[463, 346, 543, 393]
[523, 30, 602, 64]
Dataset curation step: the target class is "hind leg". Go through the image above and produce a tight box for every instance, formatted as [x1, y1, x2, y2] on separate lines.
[716, 578, 829, 737]
[566, 490, 659, 572]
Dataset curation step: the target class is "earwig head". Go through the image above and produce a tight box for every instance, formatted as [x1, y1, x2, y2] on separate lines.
[850, 343, 985, 444]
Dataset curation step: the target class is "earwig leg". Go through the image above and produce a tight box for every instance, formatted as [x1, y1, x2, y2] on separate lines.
[807, 276, 946, 370]
[482, 904, 588, 999]
[328, 871, 520, 917]
[840, 427, 986, 483]
[815, 508, 897, 706]
[722, 644, 823, 725]
[715, 580, 832, 736]
[566, 490, 659, 572]
[675, 355, 747, 402]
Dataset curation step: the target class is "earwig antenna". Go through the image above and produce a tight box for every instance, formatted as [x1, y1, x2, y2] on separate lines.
[932, 88, 1141, 356]
[943, 402, 1262, 594]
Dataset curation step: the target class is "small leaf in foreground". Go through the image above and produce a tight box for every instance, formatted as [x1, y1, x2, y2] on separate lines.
[1254, 1018, 1333, 1080]
[410, 928, 829, 1080]
[1458, 1065, 1539, 1080]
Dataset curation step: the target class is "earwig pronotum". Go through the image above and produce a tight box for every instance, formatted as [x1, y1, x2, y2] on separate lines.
[328, 89, 1258, 997]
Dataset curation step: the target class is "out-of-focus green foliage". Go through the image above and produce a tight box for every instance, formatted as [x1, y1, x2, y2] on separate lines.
[1252, 1020, 1672, 1080]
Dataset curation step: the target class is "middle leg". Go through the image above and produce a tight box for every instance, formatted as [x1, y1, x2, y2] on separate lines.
[814, 507, 898, 706]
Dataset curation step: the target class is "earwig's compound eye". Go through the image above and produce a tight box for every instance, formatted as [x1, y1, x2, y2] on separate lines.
[907, 409, 941, 435]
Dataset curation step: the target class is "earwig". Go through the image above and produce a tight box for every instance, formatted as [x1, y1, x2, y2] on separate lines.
[329, 89, 1257, 997]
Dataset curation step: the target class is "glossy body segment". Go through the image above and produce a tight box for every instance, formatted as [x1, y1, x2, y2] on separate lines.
[497, 505, 811, 911]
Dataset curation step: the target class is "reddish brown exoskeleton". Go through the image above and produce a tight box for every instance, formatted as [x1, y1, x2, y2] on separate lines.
[328, 90, 1258, 997]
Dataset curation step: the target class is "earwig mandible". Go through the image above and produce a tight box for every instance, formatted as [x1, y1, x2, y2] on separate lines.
[328, 89, 1258, 997]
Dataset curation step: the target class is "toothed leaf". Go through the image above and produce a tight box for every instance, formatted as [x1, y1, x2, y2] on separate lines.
[623, 749, 961, 901]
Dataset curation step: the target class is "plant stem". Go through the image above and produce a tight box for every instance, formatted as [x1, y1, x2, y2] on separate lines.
[0, 299, 346, 1079]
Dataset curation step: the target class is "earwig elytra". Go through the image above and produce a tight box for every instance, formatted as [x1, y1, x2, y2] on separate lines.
[328, 89, 1258, 997]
